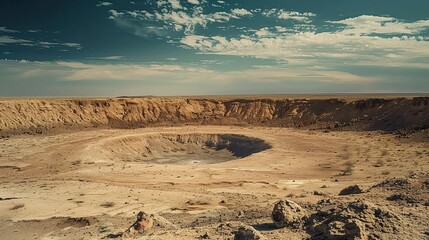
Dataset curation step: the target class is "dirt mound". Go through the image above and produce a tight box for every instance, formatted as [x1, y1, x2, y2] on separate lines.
[307, 199, 402, 240]
[1, 97, 428, 136]
[102, 133, 270, 164]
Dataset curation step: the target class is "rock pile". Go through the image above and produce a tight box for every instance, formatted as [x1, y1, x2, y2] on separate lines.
[307, 199, 402, 240]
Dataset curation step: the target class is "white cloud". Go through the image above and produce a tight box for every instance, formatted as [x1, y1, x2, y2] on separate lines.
[62, 43, 82, 49]
[156, 0, 168, 8]
[97, 56, 124, 60]
[278, 11, 316, 22]
[263, 9, 316, 23]
[0, 36, 32, 44]
[2, 60, 376, 87]
[97, 1, 113, 7]
[231, 8, 252, 16]
[109, 3, 256, 36]
[169, 0, 182, 9]
[330, 15, 429, 35]
[180, 15, 429, 70]
[119, 8, 241, 35]
[109, 10, 123, 18]
[0, 35, 81, 49]
[0, 27, 18, 33]
[255, 28, 273, 37]
[54, 61, 213, 81]
[188, 0, 200, 4]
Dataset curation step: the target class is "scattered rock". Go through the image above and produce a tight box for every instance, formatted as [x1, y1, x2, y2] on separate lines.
[271, 199, 307, 228]
[339, 185, 364, 195]
[314, 191, 327, 196]
[233, 225, 265, 240]
[387, 194, 418, 204]
[99, 225, 114, 233]
[122, 211, 154, 237]
[308, 199, 402, 240]
[199, 232, 211, 239]
[315, 219, 366, 240]
[374, 178, 410, 189]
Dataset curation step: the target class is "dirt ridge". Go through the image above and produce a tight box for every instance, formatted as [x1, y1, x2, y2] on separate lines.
[0, 97, 428, 135]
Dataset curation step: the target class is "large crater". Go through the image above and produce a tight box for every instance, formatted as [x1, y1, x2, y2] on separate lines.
[102, 133, 271, 164]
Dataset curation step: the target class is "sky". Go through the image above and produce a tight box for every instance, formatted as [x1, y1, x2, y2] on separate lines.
[0, 0, 428, 97]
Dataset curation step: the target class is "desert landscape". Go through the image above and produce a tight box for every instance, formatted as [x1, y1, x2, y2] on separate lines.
[2, 0, 429, 239]
[0, 96, 428, 239]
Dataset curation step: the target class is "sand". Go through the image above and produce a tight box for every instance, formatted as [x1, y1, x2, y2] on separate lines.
[1, 125, 428, 239]
[0, 96, 428, 239]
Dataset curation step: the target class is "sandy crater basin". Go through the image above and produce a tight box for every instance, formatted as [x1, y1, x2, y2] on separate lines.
[100, 133, 271, 165]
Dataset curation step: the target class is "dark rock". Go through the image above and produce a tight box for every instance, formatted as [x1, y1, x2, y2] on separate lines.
[339, 185, 364, 195]
[199, 232, 211, 239]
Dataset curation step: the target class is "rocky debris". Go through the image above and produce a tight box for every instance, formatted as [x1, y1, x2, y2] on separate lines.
[64, 217, 91, 227]
[313, 191, 327, 196]
[307, 199, 402, 240]
[233, 225, 265, 240]
[423, 179, 429, 188]
[373, 177, 410, 189]
[339, 185, 364, 196]
[387, 194, 418, 204]
[99, 225, 114, 233]
[122, 211, 154, 237]
[315, 199, 337, 217]
[199, 232, 211, 239]
[272, 199, 307, 228]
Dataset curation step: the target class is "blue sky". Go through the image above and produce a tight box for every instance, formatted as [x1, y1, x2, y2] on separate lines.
[1, 0, 428, 96]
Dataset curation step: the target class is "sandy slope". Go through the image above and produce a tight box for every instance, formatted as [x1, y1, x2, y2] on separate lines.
[1, 126, 428, 239]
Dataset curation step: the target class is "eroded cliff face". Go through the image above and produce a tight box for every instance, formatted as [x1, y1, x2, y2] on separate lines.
[0, 97, 428, 135]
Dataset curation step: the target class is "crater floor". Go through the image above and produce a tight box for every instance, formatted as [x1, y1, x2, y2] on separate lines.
[0, 126, 428, 239]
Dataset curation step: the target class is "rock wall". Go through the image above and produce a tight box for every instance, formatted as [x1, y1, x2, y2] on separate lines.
[0, 97, 428, 135]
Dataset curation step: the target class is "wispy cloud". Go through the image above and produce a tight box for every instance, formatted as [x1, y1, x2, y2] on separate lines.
[329, 15, 429, 35]
[231, 8, 253, 17]
[263, 9, 316, 23]
[0, 35, 82, 49]
[0, 36, 32, 44]
[108, 5, 254, 36]
[1, 59, 375, 85]
[1, 25, 82, 50]
[0, 26, 19, 33]
[90, 56, 124, 60]
[97, 1, 112, 7]
[187, 0, 200, 5]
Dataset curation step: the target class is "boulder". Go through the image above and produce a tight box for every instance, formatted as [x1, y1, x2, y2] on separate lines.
[339, 185, 364, 195]
[234, 226, 265, 240]
[271, 199, 307, 228]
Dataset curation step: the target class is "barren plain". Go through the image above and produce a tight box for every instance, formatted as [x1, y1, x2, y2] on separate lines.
[0, 96, 428, 239]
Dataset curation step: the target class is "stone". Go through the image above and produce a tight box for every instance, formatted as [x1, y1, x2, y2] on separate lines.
[271, 199, 307, 228]
[339, 185, 364, 195]
[234, 226, 265, 240]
